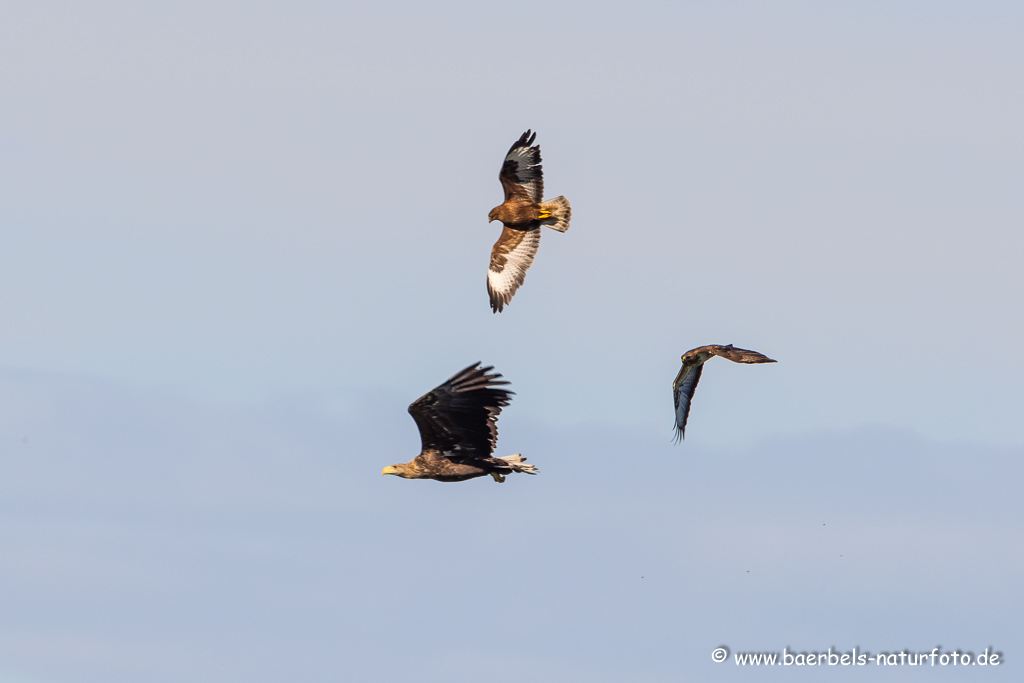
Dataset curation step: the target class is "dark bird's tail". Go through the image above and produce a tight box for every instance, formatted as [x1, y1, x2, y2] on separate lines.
[497, 453, 538, 475]
[539, 196, 571, 232]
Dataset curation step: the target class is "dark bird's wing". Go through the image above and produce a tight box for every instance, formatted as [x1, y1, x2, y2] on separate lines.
[499, 130, 544, 203]
[487, 226, 541, 312]
[408, 363, 513, 458]
[672, 361, 704, 441]
[708, 344, 777, 364]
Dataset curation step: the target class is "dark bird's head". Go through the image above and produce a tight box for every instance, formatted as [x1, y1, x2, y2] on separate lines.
[681, 349, 713, 365]
[488, 207, 499, 223]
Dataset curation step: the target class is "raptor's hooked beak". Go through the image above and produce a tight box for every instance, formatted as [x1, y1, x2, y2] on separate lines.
[381, 466, 398, 476]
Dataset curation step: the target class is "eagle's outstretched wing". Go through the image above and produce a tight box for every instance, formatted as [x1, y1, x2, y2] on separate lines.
[707, 344, 777, 364]
[487, 226, 541, 313]
[672, 361, 705, 442]
[408, 363, 513, 458]
[499, 130, 544, 204]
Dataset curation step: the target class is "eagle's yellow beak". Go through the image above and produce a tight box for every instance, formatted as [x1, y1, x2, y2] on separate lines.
[382, 466, 397, 476]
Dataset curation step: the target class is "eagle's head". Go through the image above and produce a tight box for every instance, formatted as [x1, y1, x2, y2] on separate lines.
[487, 207, 499, 223]
[382, 464, 405, 477]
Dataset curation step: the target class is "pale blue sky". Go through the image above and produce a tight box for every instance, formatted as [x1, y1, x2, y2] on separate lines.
[1, 1, 1022, 680]
[2, 0, 1022, 444]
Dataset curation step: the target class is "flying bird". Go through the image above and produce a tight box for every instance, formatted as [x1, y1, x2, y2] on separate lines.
[672, 345, 777, 441]
[381, 363, 537, 483]
[486, 130, 571, 313]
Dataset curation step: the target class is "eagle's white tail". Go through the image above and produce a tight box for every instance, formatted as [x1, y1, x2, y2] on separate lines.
[498, 453, 538, 474]
[539, 196, 571, 232]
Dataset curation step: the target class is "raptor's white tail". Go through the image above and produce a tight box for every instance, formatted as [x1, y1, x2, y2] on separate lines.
[498, 453, 538, 474]
[539, 196, 571, 232]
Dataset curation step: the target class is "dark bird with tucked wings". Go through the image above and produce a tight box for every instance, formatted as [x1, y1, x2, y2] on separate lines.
[381, 363, 538, 483]
[486, 130, 571, 313]
[672, 345, 777, 442]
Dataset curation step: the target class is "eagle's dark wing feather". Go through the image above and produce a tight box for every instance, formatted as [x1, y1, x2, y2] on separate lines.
[408, 363, 513, 458]
[709, 344, 777, 364]
[672, 362, 704, 442]
[498, 130, 544, 204]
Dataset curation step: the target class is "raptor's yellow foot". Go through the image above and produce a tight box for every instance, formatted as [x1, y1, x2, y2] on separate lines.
[538, 210, 552, 219]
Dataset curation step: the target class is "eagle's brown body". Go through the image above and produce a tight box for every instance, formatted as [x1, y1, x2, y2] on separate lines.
[489, 198, 564, 227]
[384, 451, 531, 483]
[486, 130, 571, 312]
[381, 363, 538, 483]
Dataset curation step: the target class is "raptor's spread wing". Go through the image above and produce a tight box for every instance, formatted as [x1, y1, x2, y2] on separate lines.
[487, 226, 541, 313]
[408, 363, 513, 459]
[672, 361, 704, 442]
[498, 130, 544, 203]
[709, 344, 777, 364]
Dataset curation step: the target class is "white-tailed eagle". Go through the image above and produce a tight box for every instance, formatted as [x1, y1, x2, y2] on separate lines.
[381, 363, 537, 482]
